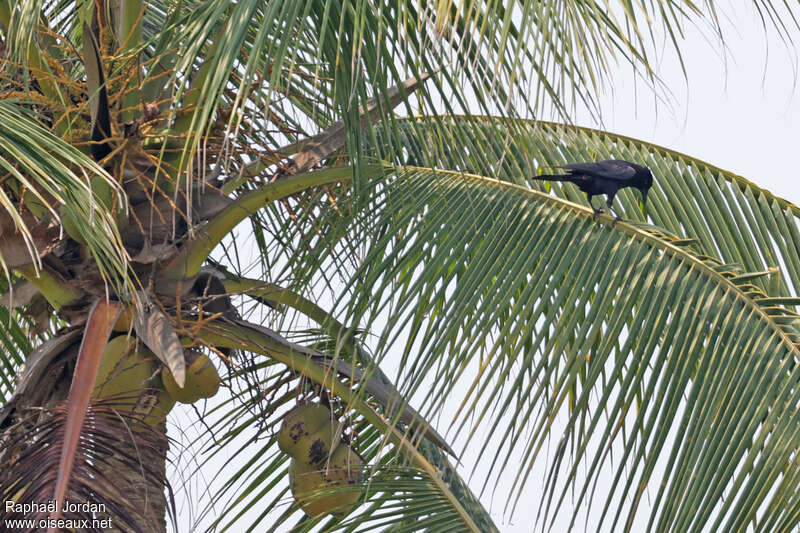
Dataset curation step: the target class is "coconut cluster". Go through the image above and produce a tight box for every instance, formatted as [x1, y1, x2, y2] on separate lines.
[93, 337, 222, 428]
[278, 403, 362, 518]
[92, 335, 174, 427]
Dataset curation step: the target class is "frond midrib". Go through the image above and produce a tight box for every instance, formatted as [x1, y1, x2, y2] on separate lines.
[399, 164, 800, 359]
[404, 114, 800, 219]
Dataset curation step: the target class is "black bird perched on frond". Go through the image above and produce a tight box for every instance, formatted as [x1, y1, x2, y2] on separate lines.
[532, 159, 653, 220]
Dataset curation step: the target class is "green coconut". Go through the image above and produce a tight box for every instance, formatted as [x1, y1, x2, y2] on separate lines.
[289, 445, 363, 518]
[93, 335, 156, 400]
[278, 403, 342, 466]
[161, 352, 220, 404]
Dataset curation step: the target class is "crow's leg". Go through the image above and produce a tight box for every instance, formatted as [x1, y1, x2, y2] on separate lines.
[606, 194, 623, 222]
[587, 193, 603, 218]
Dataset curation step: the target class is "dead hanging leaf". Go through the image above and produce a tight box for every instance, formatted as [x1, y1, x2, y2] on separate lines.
[51, 300, 121, 529]
[0, 208, 60, 268]
[133, 293, 186, 387]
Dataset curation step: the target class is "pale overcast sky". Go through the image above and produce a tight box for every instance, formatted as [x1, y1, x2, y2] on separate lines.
[574, 3, 799, 203]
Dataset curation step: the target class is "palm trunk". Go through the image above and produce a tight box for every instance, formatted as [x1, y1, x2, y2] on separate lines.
[98, 420, 169, 533]
[0, 334, 170, 532]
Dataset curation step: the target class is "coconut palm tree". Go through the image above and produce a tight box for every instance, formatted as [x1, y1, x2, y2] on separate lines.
[1, 1, 800, 532]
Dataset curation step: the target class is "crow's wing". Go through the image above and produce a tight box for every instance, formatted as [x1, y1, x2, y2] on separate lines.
[557, 160, 637, 180]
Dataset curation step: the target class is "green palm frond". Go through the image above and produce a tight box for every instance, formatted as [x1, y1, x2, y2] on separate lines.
[374, 116, 800, 300]
[0, 102, 129, 293]
[7, 0, 800, 139]
[132, 0, 795, 198]
[190, 383, 295, 532]
[0, 317, 26, 402]
[0, 277, 34, 402]
[280, 163, 800, 530]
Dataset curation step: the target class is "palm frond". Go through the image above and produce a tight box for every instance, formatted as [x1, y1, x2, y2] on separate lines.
[0, 276, 36, 402]
[0, 316, 27, 401]
[0, 102, 130, 294]
[0, 276, 39, 405]
[186, 317, 497, 532]
[281, 164, 800, 530]
[376, 116, 800, 300]
[135, 0, 794, 202]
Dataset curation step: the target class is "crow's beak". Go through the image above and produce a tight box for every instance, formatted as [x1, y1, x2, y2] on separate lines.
[639, 188, 648, 215]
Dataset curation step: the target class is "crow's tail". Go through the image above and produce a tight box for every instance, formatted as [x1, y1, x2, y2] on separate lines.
[530, 173, 577, 182]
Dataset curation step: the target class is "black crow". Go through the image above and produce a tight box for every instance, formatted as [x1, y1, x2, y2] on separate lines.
[531, 159, 653, 220]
